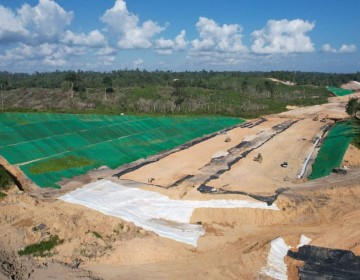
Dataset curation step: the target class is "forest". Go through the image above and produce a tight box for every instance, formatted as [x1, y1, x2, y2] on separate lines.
[0, 70, 359, 118]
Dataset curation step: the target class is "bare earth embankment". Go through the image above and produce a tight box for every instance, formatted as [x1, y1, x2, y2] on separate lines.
[1, 92, 360, 279]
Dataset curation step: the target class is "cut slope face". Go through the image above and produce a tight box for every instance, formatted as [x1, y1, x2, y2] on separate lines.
[0, 113, 242, 188]
[59, 179, 278, 246]
[309, 121, 354, 180]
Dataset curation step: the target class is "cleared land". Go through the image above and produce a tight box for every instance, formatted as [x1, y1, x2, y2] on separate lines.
[121, 99, 349, 198]
[1, 92, 360, 280]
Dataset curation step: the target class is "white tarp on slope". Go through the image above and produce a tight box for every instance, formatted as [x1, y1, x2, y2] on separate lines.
[261, 237, 291, 280]
[60, 179, 278, 246]
[261, 235, 312, 279]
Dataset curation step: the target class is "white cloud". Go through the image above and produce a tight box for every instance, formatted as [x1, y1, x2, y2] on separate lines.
[339, 44, 357, 53]
[0, 6, 29, 43]
[62, 30, 106, 47]
[321, 44, 337, 53]
[0, 43, 85, 67]
[321, 43, 357, 54]
[191, 17, 247, 53]
[251, 19, 315, 54]
[101, 0, 165, 49]
[155, 30, 188, 55]
[186, 17, 247, 67]
[133, 58, 144, 68]
[97, 46, 117, 56]
[17, 0, 73, 44]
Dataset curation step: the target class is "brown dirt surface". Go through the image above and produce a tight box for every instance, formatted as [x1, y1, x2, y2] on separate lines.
[343, 144, 360, 167]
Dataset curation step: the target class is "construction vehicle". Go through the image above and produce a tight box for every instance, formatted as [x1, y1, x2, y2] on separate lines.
[253, 153, 263, 163]
[280, 162, 288, 168]
[320, 115, 328, 122]
[312, 115, 319, 121]
[332, 168, 347, 175]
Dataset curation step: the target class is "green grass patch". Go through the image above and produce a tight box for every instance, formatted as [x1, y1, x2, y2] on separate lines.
[0, 192, 7, 199]
[18, 235, 64, 257]
[28, 155, 96, 174]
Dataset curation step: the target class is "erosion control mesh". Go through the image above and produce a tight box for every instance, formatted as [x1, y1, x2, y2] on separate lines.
[0, 113, 243, 188]
[326, 86, 354, 96]
[308, 121, 354, 180]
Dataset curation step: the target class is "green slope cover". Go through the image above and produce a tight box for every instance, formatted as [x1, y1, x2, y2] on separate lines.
[0, 113, 243, 188]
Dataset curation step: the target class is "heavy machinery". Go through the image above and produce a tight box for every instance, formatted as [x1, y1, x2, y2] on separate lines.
[313, 115, 319, 121]
[320, 115, 328, 122]
[253, 153, 263, 163]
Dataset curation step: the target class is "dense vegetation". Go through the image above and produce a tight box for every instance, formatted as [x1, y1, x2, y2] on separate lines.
[0, 165, 13, 198]
[345, 98, 360, 149]
[0, 70, 359, 117]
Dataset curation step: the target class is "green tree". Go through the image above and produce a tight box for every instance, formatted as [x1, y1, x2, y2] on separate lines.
[102, 76, 113, 100]
[0, 79, 8, 111]
[172, 79, 186, 96]
[64, 72, 77, 98]
[264, 80, 276, 98]
[241, 80, 248, 93]
[346, 98, 360, 117]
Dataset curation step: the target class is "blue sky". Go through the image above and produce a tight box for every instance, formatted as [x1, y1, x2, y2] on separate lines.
[0, 0, 359, 72]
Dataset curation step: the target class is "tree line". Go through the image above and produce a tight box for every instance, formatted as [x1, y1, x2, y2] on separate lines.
[0, 70, 359, 90]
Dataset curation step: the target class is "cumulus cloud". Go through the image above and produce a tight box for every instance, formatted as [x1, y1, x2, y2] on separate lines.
[0, 43, 85, 67]
[101, 0, 165, 49]
[155, 30, 188, 55]
[251, 19, 315, 54]
[339, 44, 357, 53]
[0, 6, 29, 43]
[0, 0, 111, 70]
[133, 58, 144, 68]
[17, 0, 73, 44]
[186, 17, 247, 67]
[321, 43, 357, 53]
[191, 17, 247, 53]
[0, 1, 108, 48]
[62, 30, 106, 48]
[321, 44, 337, 53]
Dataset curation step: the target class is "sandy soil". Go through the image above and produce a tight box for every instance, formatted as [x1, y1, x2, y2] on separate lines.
[341, 81, 360, 90]
[1, 94, 360, 279]
[1, 173, 360, 279]
[208, 118, 325, 195]
[121, 100, 348, 198]
[122, 118, 282, 186]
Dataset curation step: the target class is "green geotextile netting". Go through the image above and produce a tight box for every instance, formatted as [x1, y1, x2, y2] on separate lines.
[0, 113, 243, 188]
[327, 86, 354, 96]
[308, 121, 354, 180]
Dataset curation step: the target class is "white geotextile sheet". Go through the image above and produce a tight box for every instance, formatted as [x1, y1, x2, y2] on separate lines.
[60, 179, 278, 246]
[261, 235, 312, 279]
[261, 237, 291, 280]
